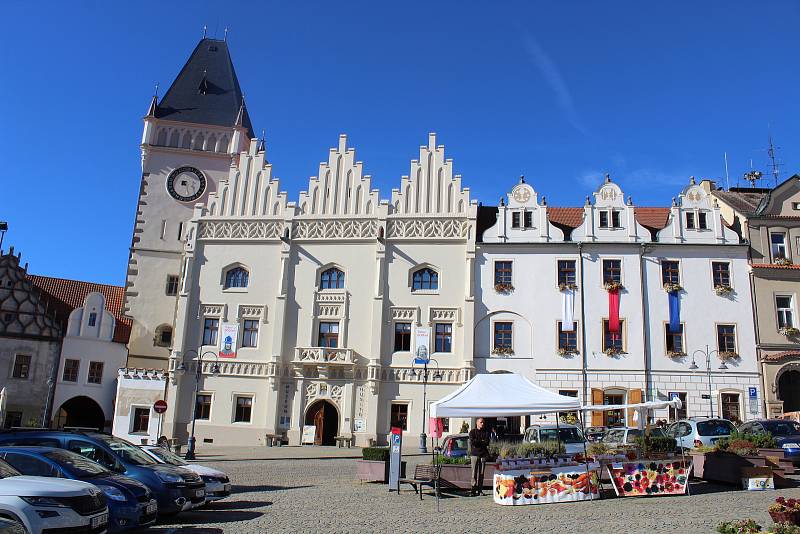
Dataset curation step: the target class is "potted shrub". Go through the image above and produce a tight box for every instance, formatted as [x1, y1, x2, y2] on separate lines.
[769, 497, 800, 526]
[634, 434, 678, 460]
[356, 447, 406, 483]
[715, 284, 733, 296]
[716, 519, 762, 533]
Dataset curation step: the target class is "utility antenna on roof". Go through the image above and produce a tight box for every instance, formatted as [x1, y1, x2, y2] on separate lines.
[767, 133, 783, 187]
[743, 170, 764, 188]
[203, 25, 207, 38]
[723, 152, 730, 190]
[224, 27, 229, 41]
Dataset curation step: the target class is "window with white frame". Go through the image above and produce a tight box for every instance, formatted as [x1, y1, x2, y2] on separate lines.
[165, 275, 179, 296]
[242, 319, 259, 347]
[686, 212, 696, 230]
[599, 209, 622, 229]
[87, 362, 104, 384]
[412, 268, 438, 291]
[234, 396, 253, 423]
[224, 266, 249, 289]
[771, 233, 788, 261]
[776, 295, 795, 329]
[203, 318, 219, 346]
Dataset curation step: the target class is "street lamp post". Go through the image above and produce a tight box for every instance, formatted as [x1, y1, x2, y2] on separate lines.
[689, 344, 727, 418]
[409, 358, 440, 454]
[177, 349, 220, 460]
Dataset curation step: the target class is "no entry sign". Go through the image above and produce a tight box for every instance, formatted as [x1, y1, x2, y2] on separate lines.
[153, 400, 168, 414]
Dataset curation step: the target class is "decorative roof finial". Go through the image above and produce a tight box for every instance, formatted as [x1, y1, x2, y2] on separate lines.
[585, 196, 591, 206]
[627, 196, 633, 206]
[258, 129, 266, 152]
[519, 175, 525, 184]
[672, 197, 677, 207]
[690, 176, 696, 185]
[604, 173, 611, 183]
[499, 197, 505, 207]
[224, 27, 229, 41]
[541, 196, 547, 206]
[203, 25, 207, 38]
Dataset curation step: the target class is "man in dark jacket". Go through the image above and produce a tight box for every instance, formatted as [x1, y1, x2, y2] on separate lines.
[468, 417, 490, 496]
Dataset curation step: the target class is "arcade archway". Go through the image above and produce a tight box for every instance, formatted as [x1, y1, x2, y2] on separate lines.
[53, 396, 105, 431]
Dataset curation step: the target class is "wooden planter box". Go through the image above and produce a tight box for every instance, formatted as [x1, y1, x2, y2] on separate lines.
[356, 459, 406, 483]
[689, 452, 768, 485]
[438, 462, 496, 489]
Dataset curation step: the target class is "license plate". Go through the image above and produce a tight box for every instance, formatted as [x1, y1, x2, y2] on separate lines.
[146, 501, 157, 514]
[91, 513, 108, 529]
[224, 483, 231, 492]
[195, 489, 205, 497]
[784, 443, 800, 449]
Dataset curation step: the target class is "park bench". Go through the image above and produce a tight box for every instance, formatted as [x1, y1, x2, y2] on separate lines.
[399, 464, 443, 500]
[334, 435, 353, 448]
[265, 434, 284, 447]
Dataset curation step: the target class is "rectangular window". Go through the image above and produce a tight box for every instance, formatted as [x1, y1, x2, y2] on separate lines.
[668, 392, 688, 421]
[686, 212, 696, 229]
[665, 324, 684, 354]
[318, 322, 339, 348]
[611, 210, 621, 228]
[721, 392, 741, 423]
[661, 260, 680, 285]
[603, 319, 625, 352]
[717, 324, 737, 354]
[12, 355, 31, 379]
[195, 394, 212, 420]
[698, 211, 708, 230]
[494, 322, 513, 351]
[132, 408, 150, 434]
[203, 318, 219, 346]
[234, 396, 253, 423]
[557, 260, 576, 285]
[776, 295, 794, 329]
[524, 211, 533, 228]
[511, 212, 520, 228]
[242, 319, 259, 348]
[62, 359, 79, 382]
[87, 361, 103, 384]
[494, 261, 512, 285]
[772, 233, 787, 260]
[558, 321, 578, 352]
[390, 403, 409, 431]
[602, 259, 621, 284]
[712, 262, 731, 287]
[88, 313, 97, 327]
[165, 275, 179, 296]
[394, 322, 411, 352]
[434, 323, 453, 353]
[599, 210, 609, 228]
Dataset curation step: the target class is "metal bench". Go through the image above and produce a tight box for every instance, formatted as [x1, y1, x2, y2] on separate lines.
[398, 464, 442, 500]
[334, 435, 353, 448]
[265, 434, 284, 447]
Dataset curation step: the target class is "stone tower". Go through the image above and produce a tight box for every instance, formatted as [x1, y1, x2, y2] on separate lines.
[125, 38, 254, 368]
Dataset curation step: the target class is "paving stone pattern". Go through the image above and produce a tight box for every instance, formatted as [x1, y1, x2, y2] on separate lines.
[146, 452, 800, 533]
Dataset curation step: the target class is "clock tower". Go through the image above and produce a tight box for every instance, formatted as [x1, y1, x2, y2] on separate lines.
[125, 38, 254, 368]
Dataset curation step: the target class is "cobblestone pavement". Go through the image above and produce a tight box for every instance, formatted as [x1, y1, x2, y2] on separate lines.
[144, 452, 800, 534]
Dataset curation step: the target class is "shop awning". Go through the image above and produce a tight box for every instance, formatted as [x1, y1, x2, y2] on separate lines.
[430, 373, 581, 418]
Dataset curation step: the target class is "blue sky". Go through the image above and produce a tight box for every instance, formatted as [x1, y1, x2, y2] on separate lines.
[2, 1, 799, 285]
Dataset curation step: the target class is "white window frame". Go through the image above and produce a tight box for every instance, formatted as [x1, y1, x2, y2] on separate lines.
[194, 391, 214, 423]
[129, 405, 152, 435]
[771, 232, 788, 261]
[776, 294, 795, 329]
[601, 258, 623, 287]
[232, 394, 254, 424]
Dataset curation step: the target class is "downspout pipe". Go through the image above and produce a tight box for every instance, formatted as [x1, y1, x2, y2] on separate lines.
[578, 243, 589, 409]
[640, 244, 653, 403]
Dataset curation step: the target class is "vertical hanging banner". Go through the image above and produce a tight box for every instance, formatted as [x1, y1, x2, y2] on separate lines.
[219, 323, 239, 358]
[414, 327, 431, 364]
[429, 417, 444, 438]
[668, 292, 681, 333]
[608, 289, 620, 333]
[561, 288, 575, 331]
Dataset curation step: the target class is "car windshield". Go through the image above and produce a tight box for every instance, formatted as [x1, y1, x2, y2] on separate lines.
[761, 421, 800, 436]
[147, 447, 188, 466]
[452, 437, 469, 450]
[539, 428, 584, 443]
[92, 435, 156, 466]
[697, 420, 736, 436]
[603, 430, 625, 443]
[43, 450, 109, 478]
[0, 459, 21, 479]
[649, 428, 667, 438]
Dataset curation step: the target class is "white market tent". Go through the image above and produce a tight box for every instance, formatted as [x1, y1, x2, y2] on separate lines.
[430, 373, 581, 418]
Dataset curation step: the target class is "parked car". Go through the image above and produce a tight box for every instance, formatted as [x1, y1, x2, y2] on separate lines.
[666, 418, 736, 450]
[601, 427, 668, 448]
[0, 517, 25, 534]
[140, 445, 231, 501]
[523, 424, 587, 455]
[584, 426, 607, 443]
[0, 447, 157, 532]
[0, 430, 205, 515]
[0, 457, 109, 534]
[438, 434, 469, 458]
[738, 419, 800, 463]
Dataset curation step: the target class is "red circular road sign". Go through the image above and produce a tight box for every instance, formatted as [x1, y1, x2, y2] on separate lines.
[153, 400, 168, 414]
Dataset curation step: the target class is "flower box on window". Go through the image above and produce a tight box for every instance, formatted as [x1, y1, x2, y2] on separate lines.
[603, 347, 626, 356]
[494, 283, 515, 293]
[491, 346, 514, 356]
[779, 326, 800, 337]
[666, 350, 686, 358]
[718, 351, 738, 360]
[775, 257, 793, 266]
[714, 284, 733, 296]
[603, 281, 624, 292]
[558, 283, 578, 291]
[557, 348, 578, 356]
[663, 283, 683, 293]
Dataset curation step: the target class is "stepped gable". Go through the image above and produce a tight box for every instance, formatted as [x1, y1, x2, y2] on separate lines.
[0, 251, 62, 340]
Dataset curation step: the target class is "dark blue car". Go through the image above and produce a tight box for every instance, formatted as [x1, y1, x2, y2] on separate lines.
[0, 431, 205, 515]
[0, 447, 157, 532]
[739, 419, 800, 463]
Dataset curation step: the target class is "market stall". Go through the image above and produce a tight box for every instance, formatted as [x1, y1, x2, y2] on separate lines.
[430, 374, 601, 506]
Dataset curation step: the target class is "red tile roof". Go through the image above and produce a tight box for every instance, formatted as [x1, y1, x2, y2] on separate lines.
[752, 263, 800, 270]
[548, 207, 584, 228]
[634, 207, 671, 230]
[26, 275, 130, 344]
[763, 351, 800, 362]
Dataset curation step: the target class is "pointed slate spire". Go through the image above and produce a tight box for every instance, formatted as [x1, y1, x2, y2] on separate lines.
[145, 94, 158, 117]
[155, 38, 254, 137]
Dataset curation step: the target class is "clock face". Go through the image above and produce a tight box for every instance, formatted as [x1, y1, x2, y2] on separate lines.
[166, 167, 206, 202]
[512, 186, 532, 203]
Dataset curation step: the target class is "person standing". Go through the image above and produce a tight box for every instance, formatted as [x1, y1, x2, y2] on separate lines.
[469, 417, 490, 496]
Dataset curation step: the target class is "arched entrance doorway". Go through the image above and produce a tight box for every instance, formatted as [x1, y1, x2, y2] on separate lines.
[305, 400, 339, 446]
[53, 396, 105, 431]
[778, 369, 800, 413]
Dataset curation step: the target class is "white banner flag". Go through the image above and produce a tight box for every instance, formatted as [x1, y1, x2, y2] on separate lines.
[561, 288, 575, 331]
[414, 327, 431, 363]
[219, 323, 239, 358]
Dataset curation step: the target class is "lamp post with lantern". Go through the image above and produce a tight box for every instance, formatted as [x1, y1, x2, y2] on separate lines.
[689, 345, 727, 418]
[409, 358, 441, 454]
[176, 349, 221, 460]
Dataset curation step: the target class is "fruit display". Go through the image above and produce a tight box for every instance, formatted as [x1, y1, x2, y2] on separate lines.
[493, 467, 600, 506]
[607, 460, 691, 497]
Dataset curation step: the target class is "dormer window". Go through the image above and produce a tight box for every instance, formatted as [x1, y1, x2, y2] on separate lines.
[88, 313, 97, 327]
[511, 211, 533, 229]
[698, 211, 708, 230]
[512, 212, 521, 228]
[224, 267, 249, 289]
[524, 211, 533, 228]
[686, 212, 696, 229]
[599, 209, 621, 229]
[320, 267, 345, 290]
[771, 233, 788, 261]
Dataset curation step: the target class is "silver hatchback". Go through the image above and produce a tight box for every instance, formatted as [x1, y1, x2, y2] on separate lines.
[666, 418, 736, 450]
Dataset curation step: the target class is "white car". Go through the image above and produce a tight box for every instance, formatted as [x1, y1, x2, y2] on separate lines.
[0, 458, 109, 533]
[140, 446, 231, 502]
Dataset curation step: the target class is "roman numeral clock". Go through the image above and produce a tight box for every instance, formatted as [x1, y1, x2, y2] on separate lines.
[166, 166, 207, 202]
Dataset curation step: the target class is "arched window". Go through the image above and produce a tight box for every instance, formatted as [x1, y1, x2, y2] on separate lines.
[154, 324, 173, 347]
[319, 267, 344, 290]
[412, 268, 439, 291]
[224, 267, 249, 289]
